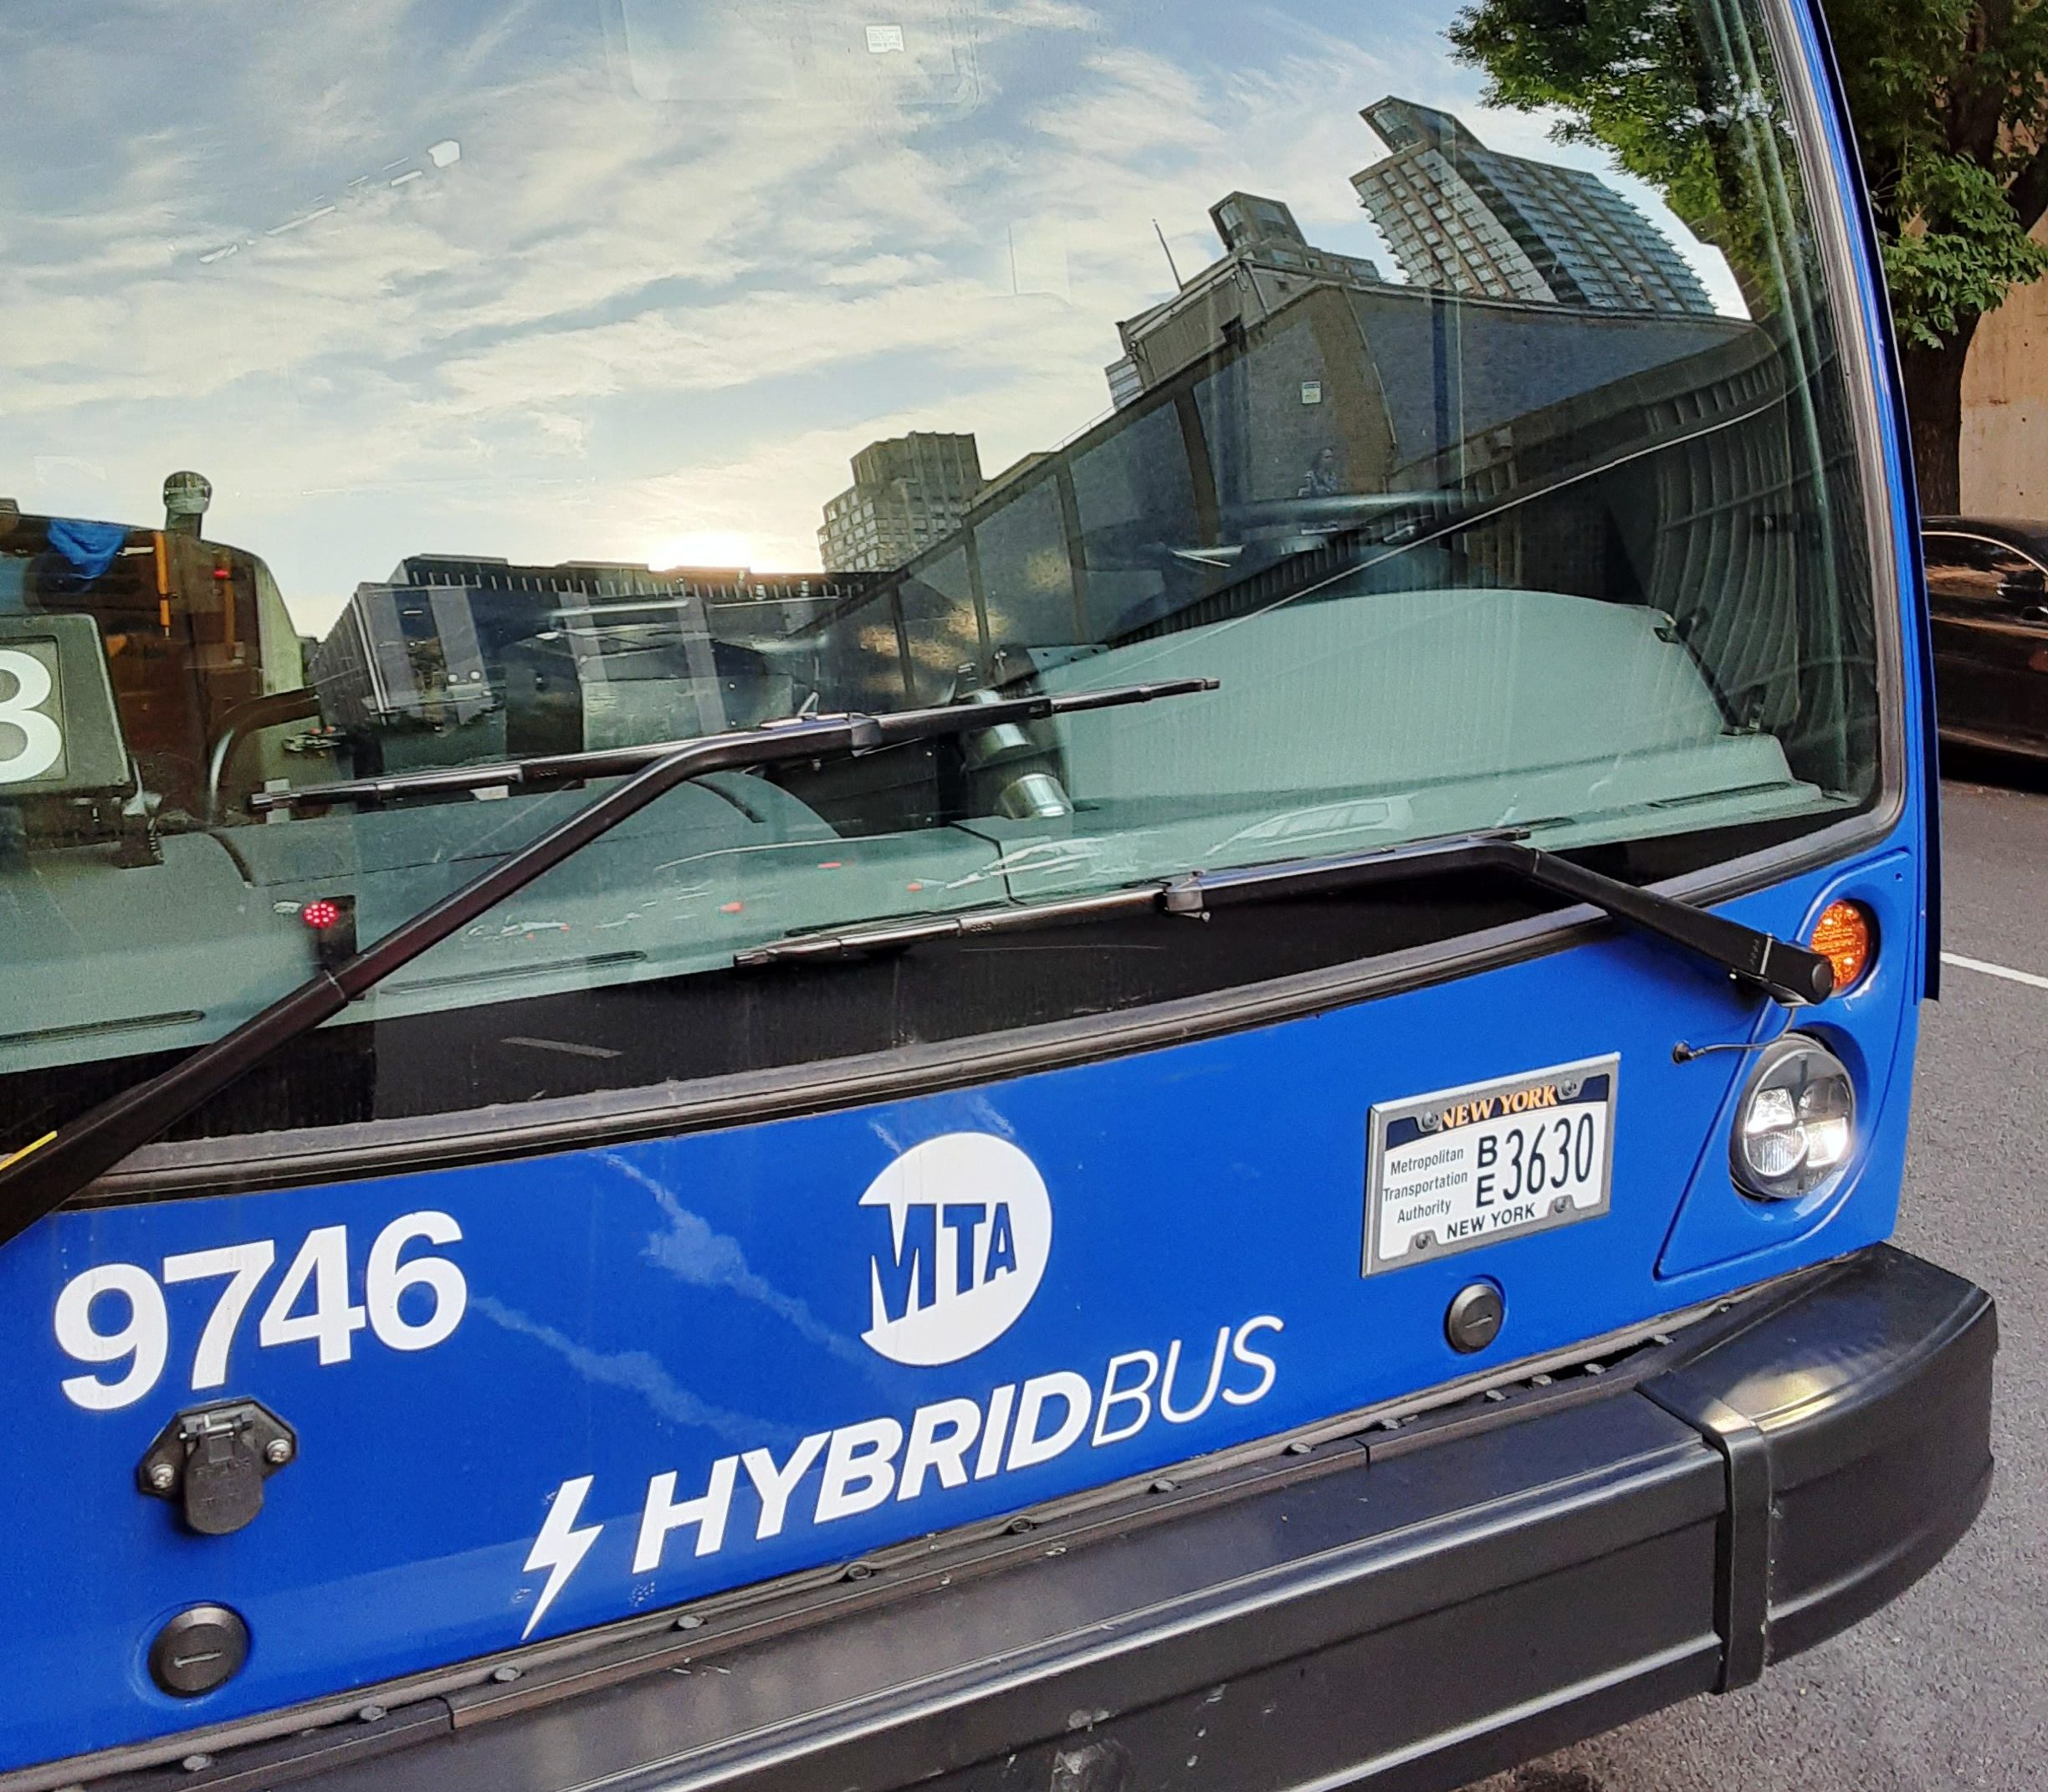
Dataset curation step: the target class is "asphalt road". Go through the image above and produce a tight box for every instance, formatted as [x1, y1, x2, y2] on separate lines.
[1467, 764, 2048, 1792]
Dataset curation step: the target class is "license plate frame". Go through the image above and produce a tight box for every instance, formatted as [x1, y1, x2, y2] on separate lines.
[1362, 1053, 1619, 1275]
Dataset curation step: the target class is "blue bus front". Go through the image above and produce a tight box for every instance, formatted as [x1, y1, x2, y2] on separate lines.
[0, 0, 1992, 1787]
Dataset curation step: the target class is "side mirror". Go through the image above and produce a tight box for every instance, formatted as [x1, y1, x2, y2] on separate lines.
[0, 612, 160, 865]
[0, 612, 132, 798]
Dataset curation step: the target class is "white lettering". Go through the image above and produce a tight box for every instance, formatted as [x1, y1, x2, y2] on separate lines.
[1093, 1349, 1159, 1446]
[900, 1397, 982, 1499]
[975, 1384, 1016, 1479]
[1160, 1326, 1231, 1423]
[741, 1432, 828, 1540]
[634, 1457, 738, 1571]
[1222, 1315, 1283, 1407]
[1006, 1370, 1093, 1470]
[815, 1417, 903, 1522]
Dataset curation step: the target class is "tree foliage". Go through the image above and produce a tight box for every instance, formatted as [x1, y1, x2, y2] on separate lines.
[1446, 0, 2048, 346]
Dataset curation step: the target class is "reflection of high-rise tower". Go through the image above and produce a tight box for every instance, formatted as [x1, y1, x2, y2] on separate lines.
[1351, 97, 1715, 316]
[1106, 192, 1383, 403]
[818, 433, 985, 572]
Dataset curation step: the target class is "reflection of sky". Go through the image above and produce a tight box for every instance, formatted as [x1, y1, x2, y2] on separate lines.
[0, 0, 1740, 631]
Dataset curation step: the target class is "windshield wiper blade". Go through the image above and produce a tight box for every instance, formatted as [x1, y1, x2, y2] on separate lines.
[249, 682, 1201, 812]
[0, 677, 1214, 1246]
[738, 828, 1835, 1009]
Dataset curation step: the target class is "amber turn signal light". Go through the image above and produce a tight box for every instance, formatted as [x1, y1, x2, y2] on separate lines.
[1808, 900, 1873, 994]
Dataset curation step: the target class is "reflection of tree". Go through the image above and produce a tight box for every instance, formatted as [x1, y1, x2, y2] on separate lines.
[1445, 0, 1777, 314]
[1452, 0, 2048, 512]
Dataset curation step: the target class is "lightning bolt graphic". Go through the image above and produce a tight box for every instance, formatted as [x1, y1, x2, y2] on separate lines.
[521, 1474, 602, 1639]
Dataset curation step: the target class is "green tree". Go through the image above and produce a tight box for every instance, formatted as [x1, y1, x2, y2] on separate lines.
[1446, 0, 2048, 513]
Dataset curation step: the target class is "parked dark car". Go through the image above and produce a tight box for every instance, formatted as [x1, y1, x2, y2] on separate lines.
[1924, 516, 2048, 754]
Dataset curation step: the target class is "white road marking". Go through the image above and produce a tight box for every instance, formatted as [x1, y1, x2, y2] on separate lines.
[1942, 951, 2048, 992]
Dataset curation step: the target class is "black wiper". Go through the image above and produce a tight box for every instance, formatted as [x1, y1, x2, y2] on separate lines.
[739, 827, 1835, 1007]
[0, 678, 1213, 1245]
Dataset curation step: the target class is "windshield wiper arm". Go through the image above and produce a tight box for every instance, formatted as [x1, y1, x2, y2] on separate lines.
[0, 677, 1214, 1245]
[739, 827, 1834, 1008]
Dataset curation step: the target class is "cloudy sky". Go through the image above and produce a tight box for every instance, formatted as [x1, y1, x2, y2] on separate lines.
[0, 0, 1742, 632]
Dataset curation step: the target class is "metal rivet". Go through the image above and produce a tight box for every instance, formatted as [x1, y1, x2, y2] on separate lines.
[1585, 1361, 1607, 1376]
[1149, 1477, 1177, 1493]
[1531, 1373, 1554, 1387]
[490, 1666, 520, 1684]
[674, 1614, 704, 1631]
[357, 1704, 387, 1723]
[181, 1758, 212, 1774]
[1285, 1440, 1313, 1455]
[1484, 1388, 1508, 1403]
[1652, 1333, 1675, 1347]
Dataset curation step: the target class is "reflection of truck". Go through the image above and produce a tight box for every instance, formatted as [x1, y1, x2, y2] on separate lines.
[0, 479, 305, 842]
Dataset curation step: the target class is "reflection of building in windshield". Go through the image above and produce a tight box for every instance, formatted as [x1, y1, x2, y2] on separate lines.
[1352, 97, 1714, 316]
[1105, 192, 1384, 407]
[819, 433, 985, 572]
[310, 556, 858, 774]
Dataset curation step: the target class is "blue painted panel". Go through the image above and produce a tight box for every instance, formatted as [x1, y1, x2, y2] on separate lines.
[0, 828, 1920, 1769]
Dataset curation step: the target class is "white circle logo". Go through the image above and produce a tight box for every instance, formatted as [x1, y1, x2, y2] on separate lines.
[858, 1133, 1052, 1365]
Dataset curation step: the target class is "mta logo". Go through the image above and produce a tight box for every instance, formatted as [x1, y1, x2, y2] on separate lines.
[859, 1133, 1052, 1365]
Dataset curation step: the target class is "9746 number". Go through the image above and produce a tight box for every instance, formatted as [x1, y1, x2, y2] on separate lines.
[52, 1211, 467, 1411]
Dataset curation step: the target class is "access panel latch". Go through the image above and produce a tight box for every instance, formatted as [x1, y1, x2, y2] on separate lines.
[136, 1399, 297, 1535]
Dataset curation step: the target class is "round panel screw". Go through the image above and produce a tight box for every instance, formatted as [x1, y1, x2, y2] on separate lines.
[264, 1438, 293, 1467]
[844, 1562, 873, 1580]
[1445, 1281, 1506, 1354]
[675, 1614, 704, 1631]
[151, 1606, 248, 1698]
[1006, 1516, 1036, 1534]
[357, 1704, 387, 1723]
[490, 1666, 521, 1684]
[181, 1757, 212, 1774]
[147, 1462, 177, 1492]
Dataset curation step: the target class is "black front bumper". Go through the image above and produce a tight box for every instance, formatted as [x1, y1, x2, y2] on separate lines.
[87, 1245, 1994, 1792]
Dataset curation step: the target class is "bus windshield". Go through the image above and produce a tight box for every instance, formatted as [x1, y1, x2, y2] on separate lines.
[0, 0, 1882, 1162]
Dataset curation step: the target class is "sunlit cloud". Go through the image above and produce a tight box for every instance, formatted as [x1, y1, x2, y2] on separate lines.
[0, 0, 1744, 614]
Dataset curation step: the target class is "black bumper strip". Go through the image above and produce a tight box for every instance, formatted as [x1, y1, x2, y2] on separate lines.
[1637, 1386, 1772, 1690]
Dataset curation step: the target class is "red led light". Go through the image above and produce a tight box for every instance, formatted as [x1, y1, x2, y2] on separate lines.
[300, 899, 341, 931]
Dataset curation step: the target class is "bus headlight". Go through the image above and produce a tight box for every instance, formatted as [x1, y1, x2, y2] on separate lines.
[1730, 1034, 1856, 1201]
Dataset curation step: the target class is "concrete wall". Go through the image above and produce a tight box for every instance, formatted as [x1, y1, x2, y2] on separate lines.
[1961, 219, 2048, 518]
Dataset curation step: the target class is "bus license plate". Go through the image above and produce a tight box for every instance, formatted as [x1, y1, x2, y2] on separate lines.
[1362, 1055, 1618, 1274]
